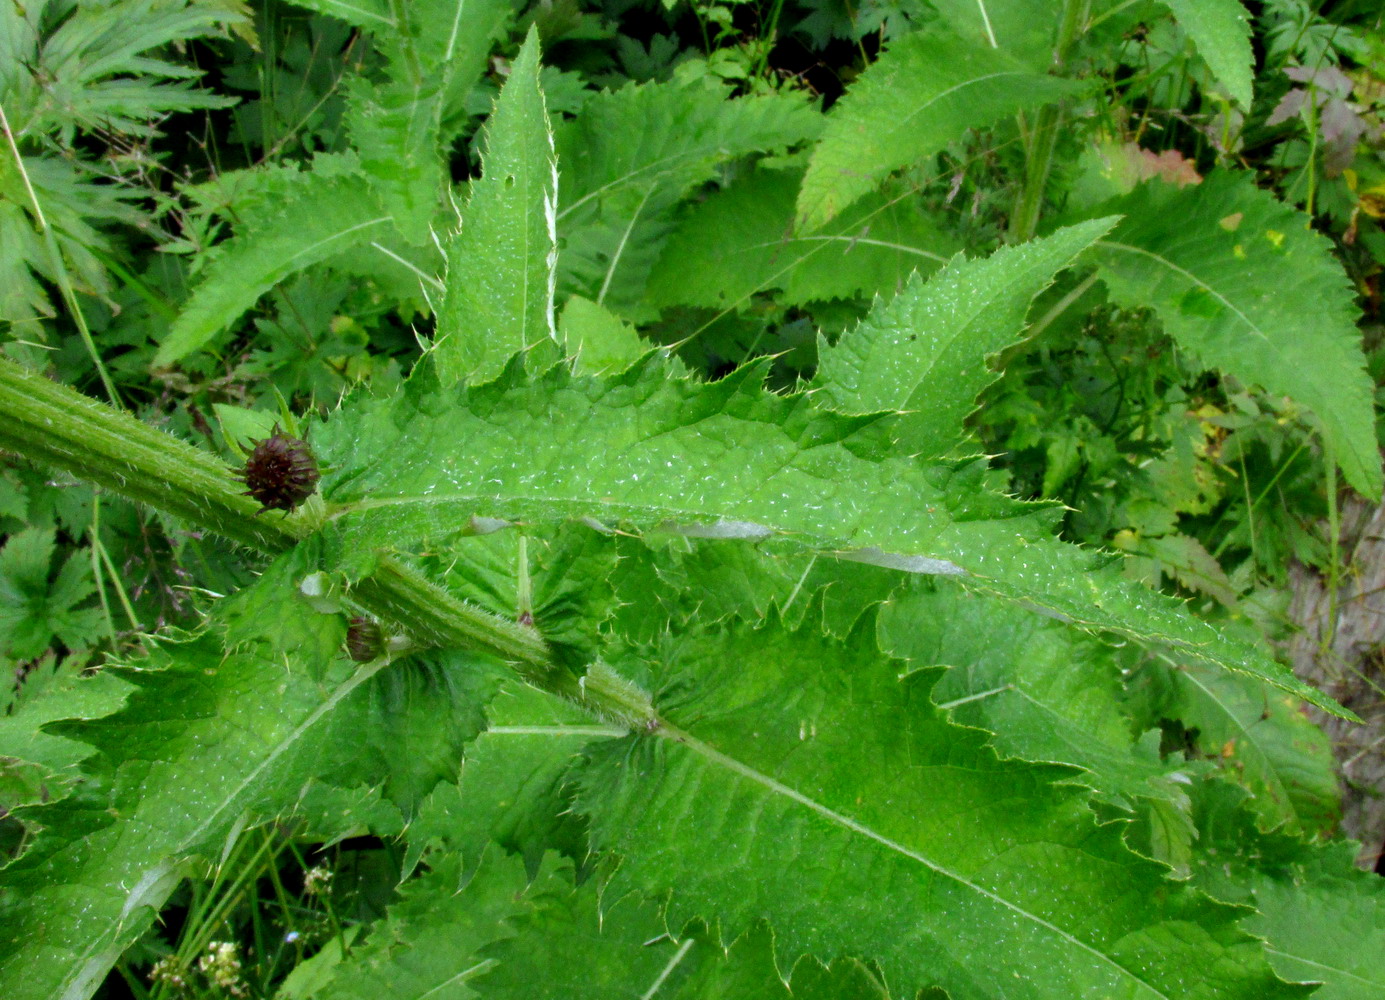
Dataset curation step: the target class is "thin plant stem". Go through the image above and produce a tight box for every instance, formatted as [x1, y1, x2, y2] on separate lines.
[89, 494, 119, 645]
[1008, 0, 1085, 243]
[1321, 456, 1340, 658]
[0, 101, 123, 407]
[91, 494, 142, 632]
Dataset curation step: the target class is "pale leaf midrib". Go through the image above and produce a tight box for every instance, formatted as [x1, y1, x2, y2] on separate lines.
[663, 724, 1173, 999]
[1262, 946, 1376, 987]
[1093, 238, 1343, 419]
[1180, 668, 1300, 823]
[58, 661, 386, 999]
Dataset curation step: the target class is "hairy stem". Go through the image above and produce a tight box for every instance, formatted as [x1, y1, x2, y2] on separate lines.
[0, 355, 654, 728]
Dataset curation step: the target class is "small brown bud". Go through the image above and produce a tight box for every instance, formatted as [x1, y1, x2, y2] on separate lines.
[237, 426, 319, 512]
[346, 616, 384, 662]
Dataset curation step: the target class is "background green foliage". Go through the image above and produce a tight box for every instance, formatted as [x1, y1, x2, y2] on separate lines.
[3, 0, 1385, 998]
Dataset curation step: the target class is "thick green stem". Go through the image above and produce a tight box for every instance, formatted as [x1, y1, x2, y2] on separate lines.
[352, 556, 553, 677]
[0, 357, 297, 552]
[0, 355, 653, 728]
[1009, 0, 1086, 243]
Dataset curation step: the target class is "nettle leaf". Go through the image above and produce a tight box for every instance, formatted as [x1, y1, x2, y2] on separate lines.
[313, 360, 1343, 714]
[449, 525, 623, 670]
[0, 527, 104, 659]
[576, 612, 1307, 1000]
[925, 0, 1057, 61]
[646, 166, 957, 311]
[0, 659, 129, 810]
[556, 74, 821, 318]
[1137, 658, 1339, 838]
[279, 0, 390, 31]
[1158, 0, 1254, 108]
[1086, 172, 1383, 499]
[390, 0, 512, 122]
[608, 537, 904, 644]
[813, 217, 1116, 453]
[797, 26, 1089, 232]
[155, 167, 394, 365]
[330, 648, 504, 817]
[1189, 781, 1385, 999]
[402, 682, 609, 877]
[284, 0, 510, 115]
[344, 74, 446, 243]
[434, 28, 560, 386]
[322, 0, 516, 247]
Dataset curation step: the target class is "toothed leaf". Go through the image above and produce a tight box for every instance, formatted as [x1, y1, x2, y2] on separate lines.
[575, 613, 1310, 1000]
[798, 27, 1088, 231]
[1087, 173, 1383, 499]
[314, 361, 1344, 714]
[434, 28, 561, 386]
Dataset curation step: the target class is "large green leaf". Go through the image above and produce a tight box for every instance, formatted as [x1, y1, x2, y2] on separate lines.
[0, 551, 370, 1000]
[281, 0, 511, 122]
[924, 0, 1058, 61]
[1086, 173, 1383, 499]
[0, 542, 500, 1000]
[337, 0, 512, 242]
[797, 26, 1088, 232]
[313, 360, 1343, 713]
[606, 536, 904, 645]
[812, 218, 1116, 454]
[154, 166, 393, 365]
[434, 28, 560, 385]
[880, 583, 1212, 873]
[344, 74, 446, 243]
[1136, 657, 1339, 837]
[1158, 0, 1254, 108]
[401, 682, 610, 877]
[0, 659, 129, 811]
[1189, 781, 1385, 1000]
[156, 0, 515, 366]
[422, 523, 623, 671]
[881, 585, 1186, 810]
[646, 166, 957, 311]
[559, 295, 650, 375]
[576, 612, 1309, 1000]
[555, 75, 820, 318]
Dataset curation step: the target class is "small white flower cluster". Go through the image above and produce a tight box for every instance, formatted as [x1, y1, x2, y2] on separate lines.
[197, 941, 249, 997]
[148, 956, 187, 990]
[302, 865, 334, 896]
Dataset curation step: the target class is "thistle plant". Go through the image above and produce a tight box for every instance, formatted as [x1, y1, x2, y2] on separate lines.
[2, 6, 1384, 1000]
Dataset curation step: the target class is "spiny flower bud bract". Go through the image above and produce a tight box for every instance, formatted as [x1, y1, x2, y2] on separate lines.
[237, 425, 320, 512]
